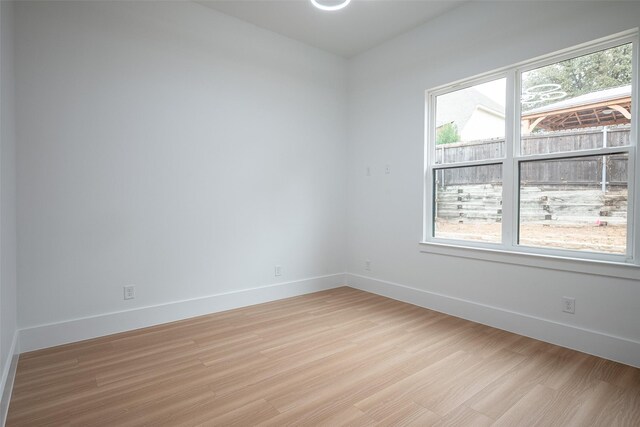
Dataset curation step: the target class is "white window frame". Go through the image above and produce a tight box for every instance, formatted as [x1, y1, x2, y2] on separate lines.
[422, 30, 640, 267]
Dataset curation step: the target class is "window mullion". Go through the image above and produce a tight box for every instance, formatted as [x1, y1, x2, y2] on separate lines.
[627, 146, 637, 262]
[432, 158, 506, 169]
[424, 92, 436, 241]
[502, 71, 517, 249]
[628, 37, 639, 262]
[515, 146, 631, 162]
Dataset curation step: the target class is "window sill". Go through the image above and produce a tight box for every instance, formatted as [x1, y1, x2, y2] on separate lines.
[419, 241, 640, 280]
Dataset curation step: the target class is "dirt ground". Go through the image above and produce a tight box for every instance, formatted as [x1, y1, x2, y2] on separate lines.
[435, 221, 626, 254]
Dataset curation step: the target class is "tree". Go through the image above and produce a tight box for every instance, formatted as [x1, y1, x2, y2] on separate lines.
[522, 43, 632, 110]
[436, 122, 460, 145]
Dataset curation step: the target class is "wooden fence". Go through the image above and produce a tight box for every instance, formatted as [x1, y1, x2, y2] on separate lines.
[435, 126, 630, 188]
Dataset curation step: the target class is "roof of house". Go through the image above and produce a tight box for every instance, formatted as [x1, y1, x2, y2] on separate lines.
[436, 88, 504, 129]
[523, 85, 631, 115]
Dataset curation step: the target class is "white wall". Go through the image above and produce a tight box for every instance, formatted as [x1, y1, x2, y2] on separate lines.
[347, 1, 640, 365]
[11, 0, 640, 367]
[0, 0, 19, 417]
[15, 1, 347, 333]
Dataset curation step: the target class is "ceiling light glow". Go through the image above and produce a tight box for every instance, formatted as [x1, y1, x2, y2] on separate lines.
[310, 0, 351, 12]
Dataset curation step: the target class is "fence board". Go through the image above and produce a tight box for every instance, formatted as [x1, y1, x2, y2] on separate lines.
[435, 126, 630, 187]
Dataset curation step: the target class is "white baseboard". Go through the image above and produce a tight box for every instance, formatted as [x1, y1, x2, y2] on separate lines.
[347, 273, 640, 368]
[1, 331, 19, 427]
[15, 271, 638, 369]
[20, 273, 346, 353]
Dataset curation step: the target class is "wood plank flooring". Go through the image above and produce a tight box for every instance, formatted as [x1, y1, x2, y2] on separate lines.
[7, 287, 640, 426]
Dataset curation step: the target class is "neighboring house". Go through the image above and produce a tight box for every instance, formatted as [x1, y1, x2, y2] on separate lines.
[436, 88, 505, 142]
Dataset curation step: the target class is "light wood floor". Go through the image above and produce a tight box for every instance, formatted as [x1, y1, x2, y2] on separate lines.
[7, 287, 640, 426]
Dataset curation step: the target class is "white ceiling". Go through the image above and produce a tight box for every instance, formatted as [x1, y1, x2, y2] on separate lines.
[196, 0, 465, 58]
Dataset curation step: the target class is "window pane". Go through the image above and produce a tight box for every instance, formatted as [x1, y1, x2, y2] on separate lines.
[434, 164, 502, 243]
[519, 154, 628, 254]
[435, 78, 506, 164]
[521, 44, 632, 154]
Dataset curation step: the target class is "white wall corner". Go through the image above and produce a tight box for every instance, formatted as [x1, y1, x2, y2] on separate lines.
[1, 331, 20, 427]
[346, 273, 640, 368]
[19, 273, 347, 353]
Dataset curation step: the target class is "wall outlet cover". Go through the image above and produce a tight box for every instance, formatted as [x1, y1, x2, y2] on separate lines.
[562, 296, 575, 314]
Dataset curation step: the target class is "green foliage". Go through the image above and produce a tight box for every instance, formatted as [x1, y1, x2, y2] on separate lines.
[436, 122, 460, 145]
[522, 44, 632, 110]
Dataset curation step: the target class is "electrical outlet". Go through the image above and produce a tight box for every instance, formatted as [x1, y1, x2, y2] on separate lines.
[562, 296, 575, 314]
[365, 259, 371, 271]
[124, 285, 136, 300]
[366, 166, 371, 176]
[274, 265, 282, 277]
[385, 164, 391, 174]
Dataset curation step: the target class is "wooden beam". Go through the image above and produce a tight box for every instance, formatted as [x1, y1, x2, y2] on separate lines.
[607, 104, 631, 120]
[593, 108, 600, 124]
[528, 116, 547, 133]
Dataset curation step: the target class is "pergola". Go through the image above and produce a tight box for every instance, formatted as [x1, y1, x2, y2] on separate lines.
[521, 85, 631, 134]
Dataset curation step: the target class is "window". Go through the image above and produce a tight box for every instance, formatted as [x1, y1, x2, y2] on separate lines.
[424, 32, 638, 264]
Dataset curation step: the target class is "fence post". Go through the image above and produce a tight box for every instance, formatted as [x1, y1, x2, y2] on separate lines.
[602, 126, 608, 193]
